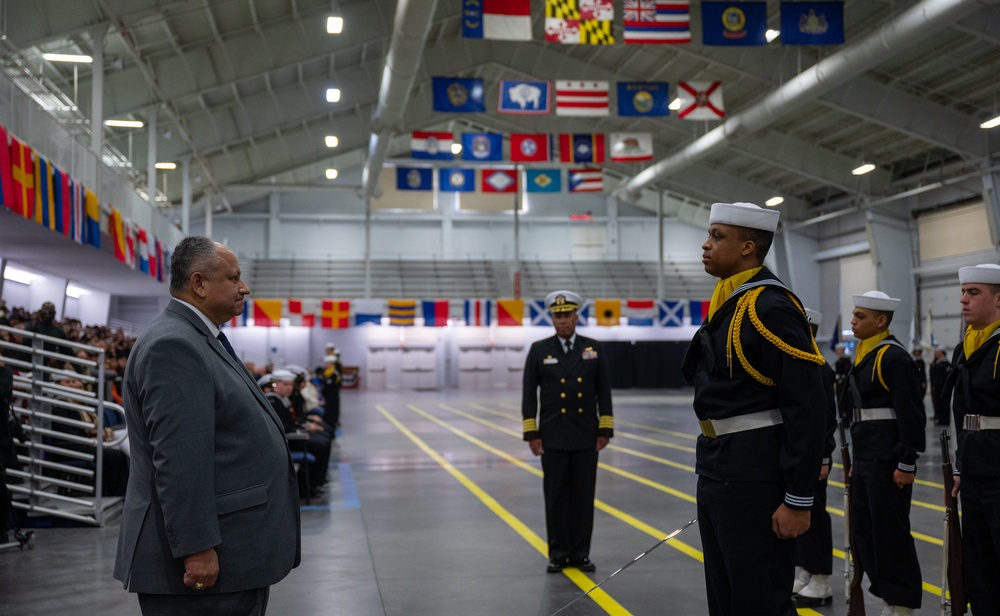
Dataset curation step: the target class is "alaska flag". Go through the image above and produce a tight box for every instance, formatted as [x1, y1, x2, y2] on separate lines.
[432, 77, 486, 112]
[617, 81, 670, 117]
[780, 2, 844, 45]
[702, 2, 767, 46]
[461, 132, 503, 161]
[439, 168, 475, 192]
[396, 167, 433, 191]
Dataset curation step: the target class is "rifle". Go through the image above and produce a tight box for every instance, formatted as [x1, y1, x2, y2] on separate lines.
[839, 419, 866, 616]
[939, 431, 966, 616]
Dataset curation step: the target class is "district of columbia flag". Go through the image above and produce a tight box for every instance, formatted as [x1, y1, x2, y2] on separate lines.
[388, 299, 417, 326]
[462, 0, 532, 41]
[461, 132, 503, 161]
[609, 133, 654, 162]
[510, 134, 552, 162]
[528, 299, 553, 326]
[253, 299, 282, 327]
[411, 131, 454, 160]
[677, 81, 725, 120]
[321, 300, 351, 329]
[657, 300, 684, 327]
[498, 80, 551, 115]
[595, 299, 621, 326]
[497, 299, 525, 326]
[568, 167, 603, 193]
[623, 1, 691, 44]
[559, 133, 605, 163]
[689, 299, 710, 325]
[555, 80, 609, 116]
[464, 299, 493, 326]
[525, 169, 562, 193]
[422, 300, 450, 327]
[10, 136, 34, 219]
[625, 299, 656, 326]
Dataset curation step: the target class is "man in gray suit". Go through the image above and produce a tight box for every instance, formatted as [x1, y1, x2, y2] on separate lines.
[114, 236, 300, 615]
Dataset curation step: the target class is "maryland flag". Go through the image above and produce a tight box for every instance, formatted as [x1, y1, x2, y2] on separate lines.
[594, 298, 621, 326]
[321, 300, 351, 329]
[252, 299, 282, 327]
[388, 299, 417, 326]
[497, 299, 525, 326]
[545, 0, 614, 44]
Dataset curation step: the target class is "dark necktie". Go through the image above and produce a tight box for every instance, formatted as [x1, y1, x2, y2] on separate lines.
[217, 331, 240, 364]
[564, 340, 572, 354]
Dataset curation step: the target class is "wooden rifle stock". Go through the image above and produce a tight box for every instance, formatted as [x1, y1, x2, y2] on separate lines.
[939, 431, 966, 616]
[839, 420, 866, 616]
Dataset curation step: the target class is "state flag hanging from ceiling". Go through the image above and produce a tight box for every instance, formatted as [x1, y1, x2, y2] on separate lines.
[609, 132, 654, 162]
[559, 133, 605, 163]
[677, 81, 725, 120]
[497, 299, 525, 326]
[498, 80, 551, 115]
[568, 167, 603, 193]
[396, 167, 434, 191]
[555, 80, 609, 116]
[461, 132, 503, 161]
[525, 169, 562, 193]
[595, 299, 621, 326]
[421, 299, 450, 326]
[623, 0, 691, 44]
[780, 2, 845, 45]
[482, 168, 518, 193]
[701, 1, 767, 46]
[545, 0, 614, 44]
[411, 131, 454, 160]
[510, 134, 552, 162]
[462, 0, 533, 41]
[322, 300, 351, 328]
[617, 81, 671, 117]
[432, 77, 485, 113]
[439, 168, 475, 192]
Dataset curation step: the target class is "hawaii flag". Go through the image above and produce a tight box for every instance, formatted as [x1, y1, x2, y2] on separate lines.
[609, 132, 653, 162]
[623, 0, 691, 44]
[555, 80, 609, 116]
[677, 81, 724, 120]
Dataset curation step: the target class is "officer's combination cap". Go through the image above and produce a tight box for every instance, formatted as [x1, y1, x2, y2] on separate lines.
[545, 290, 582, 313]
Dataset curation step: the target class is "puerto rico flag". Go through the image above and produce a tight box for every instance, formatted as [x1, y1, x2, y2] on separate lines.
[568, 168, 603, 193]
[555, 80, 609, 116]
[623, 0, 691, 44]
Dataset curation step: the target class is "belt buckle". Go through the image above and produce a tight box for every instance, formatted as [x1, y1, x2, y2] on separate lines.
[852, 408, 862, 423]
[699, 419, 717, 439]
[964, 414, 981, 431]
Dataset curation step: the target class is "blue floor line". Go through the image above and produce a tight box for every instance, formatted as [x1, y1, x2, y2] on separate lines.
[337, 461, 360, 509]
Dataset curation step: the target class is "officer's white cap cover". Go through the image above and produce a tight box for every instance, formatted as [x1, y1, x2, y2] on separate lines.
[804, 308, 823, 327]
[545, 290, 582, 313]
[958, 263, 1000, 285]
[852, 290, 900, 312]
[708, 202, 779, 233]
[256, 373, 274, 387]
[323, 354, 338, 363]
[284, 364, 306, 376]
[271, 369, 296, 382]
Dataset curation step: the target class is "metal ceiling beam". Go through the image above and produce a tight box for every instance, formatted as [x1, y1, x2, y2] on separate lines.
[620, 0, 1000, 201]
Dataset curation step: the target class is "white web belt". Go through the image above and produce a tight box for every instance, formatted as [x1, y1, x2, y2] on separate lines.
[853, 407, 896, 422]
[698, 409, 782, 439]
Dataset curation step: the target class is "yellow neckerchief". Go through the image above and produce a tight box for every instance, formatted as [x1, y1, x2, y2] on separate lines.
[707, 266, 761, 322]
[964, 319, 1000, 357]
[854, 330, 890, 366]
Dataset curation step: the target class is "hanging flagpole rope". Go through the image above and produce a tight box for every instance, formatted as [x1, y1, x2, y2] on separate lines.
[549, 518, 698, 616]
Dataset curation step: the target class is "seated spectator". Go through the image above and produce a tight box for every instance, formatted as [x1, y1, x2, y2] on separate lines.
[262, 370, 331, 497]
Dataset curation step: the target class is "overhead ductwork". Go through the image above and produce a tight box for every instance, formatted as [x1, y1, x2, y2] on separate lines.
[620, 0, 1000, 201]
[361, 0, 440, 200]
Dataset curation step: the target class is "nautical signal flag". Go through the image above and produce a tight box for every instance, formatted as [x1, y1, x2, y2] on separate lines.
[10, 136, 34, 219]
[625, 299, 656, 326]
[461, 0, 532, 41]
[559, 133, 605, 163]
[34, 154, 55, 230]
[780, 2, 844, 45]
[287, 299, 317, 327]
[464, 299, 493, 326]
[253, 299, 283, 327]
[609, 132, 653, 162]
[617, 81, 670, 116]
[701, 1, 767, 46]
[555, 80, 609, 116]
[657, 300, 684, 327]
[595, 299, 621, 326]
[432, 77, 486, 113]
[497, 299, 524, 326]
[461, 132, 503, 161]
[411, 131, 454, 160]
[422, 300, 450, 326]
[510, 134, 552, 162]
[0, 124, 13, 212]
[388, 299, 417, 326]
[110, 207, 126, 264]
[529, 299, 552, 326]
[568, 168, 603, 193]
[482, 168, 517, 193]
[396, 167, 433, 191]
[321, 300, 351, 329]
[83, 187, 100, 248]
[677, 81, 725, 120]
[498, 80, 551, 115]
[689, 299, 710, 325]
[354, 299, 384, 325]
[623, 0, 692, 44]
[525, 169, 562, 193]
[439, 168, 475, 192]
[545, 0, 614, 44]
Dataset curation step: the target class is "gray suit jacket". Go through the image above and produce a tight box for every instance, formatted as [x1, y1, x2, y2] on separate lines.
[114, 300, 301, 594]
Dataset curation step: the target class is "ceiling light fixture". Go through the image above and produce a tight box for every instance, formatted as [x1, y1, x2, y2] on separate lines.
[3, 267, 39, 285]
[42, 53, 93, 63]
[327, 17, 344, 34]
[66, 284, 89, 299]
[765, 29, 780, 43]
[325, 135, 339, 148]
[326, 88, 341, 103]
[325, 169, 339, 180]
[451, 143, 462, 155]
[668, 98, 682, 110]
[154, 162, 177, 170]
[765, 196, 784, 206]
[981, 114, 1000, 130]
[852, 163, 876, 176]
[104, 119, 144, 128]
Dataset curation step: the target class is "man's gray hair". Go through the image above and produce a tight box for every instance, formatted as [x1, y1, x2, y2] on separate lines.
[170, 236, 220, 294]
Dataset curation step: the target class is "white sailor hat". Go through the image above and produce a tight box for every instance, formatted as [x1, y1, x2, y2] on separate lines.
[804, 308, 823, 327]
[852, 290, 901, 312]
[709, 202, 780, 233]
[284, 364, 306, 376]
[271, 369, 296, 382]
[545, 290, 582, 313]
[256, 373, 274, 387]
[958, 263, 1000, 285]
[323, 354, 339, 363]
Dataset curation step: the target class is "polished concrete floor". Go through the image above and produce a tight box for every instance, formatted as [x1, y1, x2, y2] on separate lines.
[2, 389, 959, 615]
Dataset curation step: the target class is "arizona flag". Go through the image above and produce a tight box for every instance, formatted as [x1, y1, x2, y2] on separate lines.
[411, 131, 454, 160]
[321, 300, 351, 329]
[609, 132, 654, 162]
[555, 80, 609, 116]
[510, 134, 552, 162]
[464, 299, 493, 326]
[595, 299, 621, 326]
[625, 299, 655, 326]
[623, 0, 691, 44]
[462, 0, 532, 40]
[497, 299, 525, 326]
[422, 300, 450, 326]
[10, 137, 34, 219]
[253, 299, 283, 327]
[677, 81, 724, 120]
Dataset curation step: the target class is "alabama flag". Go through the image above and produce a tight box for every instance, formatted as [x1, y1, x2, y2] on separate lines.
[555, 80, 609, 116]
[677, 81, 724, 120]
[462, 0, 532, 40]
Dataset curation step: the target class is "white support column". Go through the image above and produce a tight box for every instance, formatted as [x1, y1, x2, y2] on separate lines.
[981, 165, 1000, 245]
[656, 191, 664, 299]
[146, 109, 158, 205]
[89, 25, 105, 159]
[267, 192, 281, 258]
[204, 191, 214, 240]
[181, 157, 192, 236]
[867, 211, 918, 347]
[440, 179, 453, 259]
[605, 194, 620, 260]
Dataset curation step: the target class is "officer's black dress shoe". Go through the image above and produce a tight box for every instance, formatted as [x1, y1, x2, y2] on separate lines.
[571, 558, 596, 572]
[546, 559, 565, 573]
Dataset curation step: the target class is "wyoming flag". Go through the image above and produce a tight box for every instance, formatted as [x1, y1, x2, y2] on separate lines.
[594, 298, 621, 326]
[497, 299, 525, 326]
[253, 299, 283, 327]
[388, 299, 417, 326]
[321, 300, 351, 329]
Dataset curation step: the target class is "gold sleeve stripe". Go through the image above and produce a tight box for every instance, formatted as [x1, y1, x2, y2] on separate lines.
[523, 418, 538, 432]
[599, 416, 615, 429]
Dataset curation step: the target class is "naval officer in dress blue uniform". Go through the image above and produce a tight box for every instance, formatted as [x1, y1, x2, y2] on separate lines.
[522, 291, 613, 573]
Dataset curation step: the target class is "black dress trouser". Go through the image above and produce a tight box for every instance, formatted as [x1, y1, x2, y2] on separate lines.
[961, 473, 1000, 615]
[541, 447, 597, 563]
